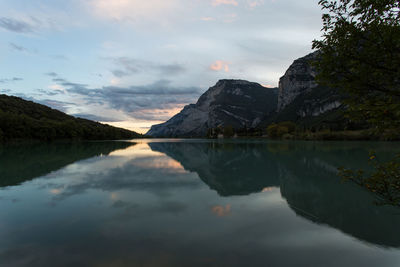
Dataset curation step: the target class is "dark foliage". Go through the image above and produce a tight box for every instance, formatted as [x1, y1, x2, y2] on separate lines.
[340, 152, 400, 206]
[0, 94, 142, 141]
[312, 0, 400, 205]
[312, 0, 400, 131]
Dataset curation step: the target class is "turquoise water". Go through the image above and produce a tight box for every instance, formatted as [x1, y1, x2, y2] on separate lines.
[0, 139, 400, 266]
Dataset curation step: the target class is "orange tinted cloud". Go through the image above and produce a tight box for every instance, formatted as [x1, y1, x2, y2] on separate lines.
[210, 60, 230, 72]
[49, 189, 62, 195]
[261, 84, 274, 88]
[212, 0, 238, 6]
[134, 158, 187, 173]
[211, 204, 231, 217]
[262, 187, 274, 192]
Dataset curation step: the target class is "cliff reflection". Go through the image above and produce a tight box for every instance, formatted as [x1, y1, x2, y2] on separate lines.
[149, 142, 280, 196]
[149, 141, 400, 248]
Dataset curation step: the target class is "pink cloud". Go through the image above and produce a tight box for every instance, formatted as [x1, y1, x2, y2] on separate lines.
[201, 14, 237, 23]
[247, 0, 264, 8]
[212, 0, 238, 6]
[261, 84, 274, 88]
[211, 205, 231, 217]
[200, 17, 216, 21]
[210, 60, 230, 72]
[89, 0, 179, 23]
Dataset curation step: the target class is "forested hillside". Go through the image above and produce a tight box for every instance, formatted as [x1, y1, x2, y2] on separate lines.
[0, 94, 142, 141]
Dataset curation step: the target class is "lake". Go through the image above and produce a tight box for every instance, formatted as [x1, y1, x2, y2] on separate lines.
[0, 139, 400, 267]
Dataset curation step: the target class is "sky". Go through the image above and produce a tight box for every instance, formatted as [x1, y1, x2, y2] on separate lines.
[0, 0, 324, 133]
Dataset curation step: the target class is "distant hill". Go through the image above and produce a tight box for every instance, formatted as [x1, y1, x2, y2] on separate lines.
[0, 94, 142, 141]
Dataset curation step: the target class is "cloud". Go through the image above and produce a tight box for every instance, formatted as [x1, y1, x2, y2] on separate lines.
[200, 14, 237, 23]
[0, 15, 65, 34]
[261, 84, 275, 88]
[112, 70, 129, 78]
[211, 204, 231, 217]
[37, 88, 65, 96]
[0, 77, 23, 83]
[49, 84, 64, 90]
[0, 17, 34, 33]
[50, 54, 68, 60]
[89, 0, 180, 24]
[222, 13, 237, 23]
[37, 99, 77, 113]
[157, 64, 186, 76]
[247, 0, 264, 8]
[45, 72, 58, 77]
[123, 107, 185, 121]
[71, 113, 123, 122]
[201, 17, 216, 21]
[113, 200, 187, 219]
[110, 57, 186, 78]
[9, 43, 29, 52]
[212, 0, 238, 6]
[51, 76, 88, 89]
[112, 57, 140, 76]
[209, 60, 230, 72]
[51, 76, 201, 121]
[14, 94, 76, 113]
[48, 156, 202, 201]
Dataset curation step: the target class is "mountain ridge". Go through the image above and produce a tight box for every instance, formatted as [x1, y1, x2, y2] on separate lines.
[147, 79, 278, 137]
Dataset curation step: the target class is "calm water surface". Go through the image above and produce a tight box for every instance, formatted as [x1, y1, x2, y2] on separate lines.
[0, 139, 400, 267]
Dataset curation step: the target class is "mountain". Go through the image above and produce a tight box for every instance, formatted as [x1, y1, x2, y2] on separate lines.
[147, 79, 278, 137]
[0, 94, 142, 141]
[147, 52, 350, 138]
[267, 51, 345, 128]
[277, 52, 322, 111]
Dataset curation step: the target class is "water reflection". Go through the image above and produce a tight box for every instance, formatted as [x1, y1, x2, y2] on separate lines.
[149, 142, 280, 196]
[0, 140, 399, 267]
[149, 141, 400, 248]
[0, 141, 134, 187]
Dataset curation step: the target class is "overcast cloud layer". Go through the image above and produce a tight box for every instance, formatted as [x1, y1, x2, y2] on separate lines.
[0, 0, 323, 133]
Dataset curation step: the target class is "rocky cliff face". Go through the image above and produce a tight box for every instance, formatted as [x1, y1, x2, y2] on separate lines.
[146, 80, 278, 137]
[276, 52, 343, 119]
[148, 53, 347, 137]
[277, 52, 319, 112]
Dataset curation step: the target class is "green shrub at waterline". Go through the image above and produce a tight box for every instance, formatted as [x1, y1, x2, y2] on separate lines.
[266, 121, 296, 139]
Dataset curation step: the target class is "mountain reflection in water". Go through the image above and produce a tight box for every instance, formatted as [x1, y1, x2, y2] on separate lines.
[0, 140, 399, 267]
[149, 141, 400, 248]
